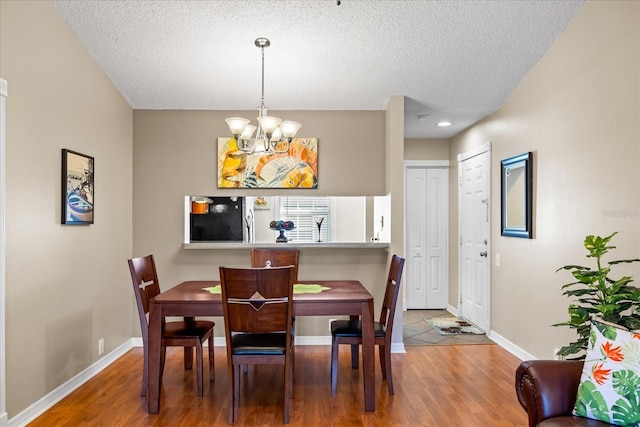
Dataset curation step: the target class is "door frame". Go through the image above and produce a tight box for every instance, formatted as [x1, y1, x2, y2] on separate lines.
[456, 141, 491, 332]
[403, 160, 449, 311]
[1, 78, 7, 426]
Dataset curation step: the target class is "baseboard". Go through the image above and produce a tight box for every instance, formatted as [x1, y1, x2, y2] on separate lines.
[8, 339, 134, 427]
[0, 412, 7, 427]
[446, 305, 458, 316]
[488, 331, 535, 361]
[391, 342, 406, 353]
[294, 336, 331, 346]
[442, 307, 536, 361]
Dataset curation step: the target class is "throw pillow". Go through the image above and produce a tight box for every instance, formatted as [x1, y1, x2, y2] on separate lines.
[573, 318, 640, 426]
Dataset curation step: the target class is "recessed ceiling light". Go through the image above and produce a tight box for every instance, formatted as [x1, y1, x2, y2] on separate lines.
[436, 121, 452, 127]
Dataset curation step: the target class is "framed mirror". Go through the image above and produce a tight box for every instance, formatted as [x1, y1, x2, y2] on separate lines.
[501, 152, 532, 238]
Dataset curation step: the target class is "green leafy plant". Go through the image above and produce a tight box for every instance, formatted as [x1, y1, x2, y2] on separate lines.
[553, 232, 640, 359]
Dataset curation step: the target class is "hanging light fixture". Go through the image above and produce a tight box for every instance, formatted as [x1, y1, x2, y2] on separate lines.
[226, 38, 301, 155]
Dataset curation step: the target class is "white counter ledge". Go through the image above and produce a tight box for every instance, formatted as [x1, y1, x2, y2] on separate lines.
[182, 242, 390, 250]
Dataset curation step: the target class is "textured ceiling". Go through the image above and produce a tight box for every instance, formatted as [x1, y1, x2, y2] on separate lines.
[51, 0, 585, 138]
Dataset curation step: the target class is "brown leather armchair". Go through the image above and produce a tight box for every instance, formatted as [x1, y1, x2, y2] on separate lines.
[515, 360, 614, 427]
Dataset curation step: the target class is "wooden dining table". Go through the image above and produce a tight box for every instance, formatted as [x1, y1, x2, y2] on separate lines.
[146, 279, 376, 413]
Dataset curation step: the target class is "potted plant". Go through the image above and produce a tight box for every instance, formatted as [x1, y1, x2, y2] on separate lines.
[554, 232, 640, 359]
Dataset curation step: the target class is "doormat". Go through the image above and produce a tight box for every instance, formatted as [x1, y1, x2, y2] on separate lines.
[426, 317, 485, 335]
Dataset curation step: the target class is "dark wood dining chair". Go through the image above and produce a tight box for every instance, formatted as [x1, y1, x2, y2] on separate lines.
[128, 254, 214, 397]
[251, 247, 300, 341]
[330, 254, 405, 395]
[219, 266, 295, 424]
[250, 248, 299, 281]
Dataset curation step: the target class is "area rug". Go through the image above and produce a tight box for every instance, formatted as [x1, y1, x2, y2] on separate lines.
[426, 317, 485, 335]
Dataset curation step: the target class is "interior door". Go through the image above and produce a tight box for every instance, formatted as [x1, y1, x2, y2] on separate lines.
[406, 166, 448, 309]
[458, 148, 490, 332]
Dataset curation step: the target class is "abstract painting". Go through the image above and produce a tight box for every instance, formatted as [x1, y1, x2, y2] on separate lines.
[217, 137, 318, 189]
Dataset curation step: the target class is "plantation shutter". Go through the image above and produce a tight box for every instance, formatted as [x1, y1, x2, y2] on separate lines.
[279, 196, 331, 242]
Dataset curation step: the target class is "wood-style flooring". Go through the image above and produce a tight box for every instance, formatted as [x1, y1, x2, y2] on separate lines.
[28, 342, 528, 426]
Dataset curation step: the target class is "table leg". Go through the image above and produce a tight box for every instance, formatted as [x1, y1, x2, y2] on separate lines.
[360, 300, 375, 411]
[147, 302, 162, 413]
[184, 317, 194, 369]
[349, 315, 359, 368]
[184, 347, 193, 370]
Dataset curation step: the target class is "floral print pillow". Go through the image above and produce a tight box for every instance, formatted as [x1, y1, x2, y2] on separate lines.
[573, 319, 640, 426]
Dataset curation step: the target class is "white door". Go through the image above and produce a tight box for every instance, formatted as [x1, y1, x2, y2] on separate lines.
[406, 166, 448, 309]
[458, 146, 491, 332]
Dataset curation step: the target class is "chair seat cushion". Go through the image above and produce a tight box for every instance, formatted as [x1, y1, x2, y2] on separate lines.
[164, 320, 214, 338]
[331, 320, 386, 338]
[539, 415, 614, 427]
[232, 332, 287, 355]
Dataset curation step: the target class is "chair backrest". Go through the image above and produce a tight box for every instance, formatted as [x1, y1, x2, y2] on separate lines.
[251, 248, 299, 282]
[219, 266, 295, 337]
[379, 255, 405, 338]
[128, 255, 162, 342]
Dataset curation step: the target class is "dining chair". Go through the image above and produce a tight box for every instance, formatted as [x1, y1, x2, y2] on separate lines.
[330, 254, 405, 395]
[219, 265, 295, 424]
[251, 247, 300, 342]
[128, 254, 214, 397]
[250, 248, 299, 281]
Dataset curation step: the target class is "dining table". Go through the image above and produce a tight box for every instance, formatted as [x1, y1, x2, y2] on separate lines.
[146, 279, 376, 413]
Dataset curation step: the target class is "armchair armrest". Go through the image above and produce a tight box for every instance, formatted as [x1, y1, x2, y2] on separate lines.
[515, 360, 584, 427]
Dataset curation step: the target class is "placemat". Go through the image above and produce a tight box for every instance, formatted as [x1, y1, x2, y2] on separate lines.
[203, 283, 331, 294]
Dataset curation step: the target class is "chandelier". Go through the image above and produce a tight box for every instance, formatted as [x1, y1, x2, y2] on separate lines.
[225, 38, 301, 155]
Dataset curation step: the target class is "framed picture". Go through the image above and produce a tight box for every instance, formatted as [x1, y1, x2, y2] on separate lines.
[501, 152, 532, 238]
[61, 149, 94, 225]
[217, 137, 318, 189]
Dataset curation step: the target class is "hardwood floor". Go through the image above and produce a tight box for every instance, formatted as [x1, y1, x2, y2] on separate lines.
[28, 344, 528, 426]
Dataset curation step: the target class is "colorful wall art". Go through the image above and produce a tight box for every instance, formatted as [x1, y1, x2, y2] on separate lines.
[61, 149, 94, 224]
[217, 137, 318, 189]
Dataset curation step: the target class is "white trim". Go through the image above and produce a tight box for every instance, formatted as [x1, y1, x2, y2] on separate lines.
[0, 78, 7, 427]
[295, 336, 331, 346]
[446, 304, 458, 317]
[183, 196, 190, 244]
[488, 331, 535, 361]
[8, 340, 134, 427]
[404, 160, 449, 167]
[390, 343, 406, 354]
[456, 140, 492, 163]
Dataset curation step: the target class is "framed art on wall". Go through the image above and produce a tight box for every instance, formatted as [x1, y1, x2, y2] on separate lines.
[217, 137, 318, 189]
[61, 149, 94, 225]
[501, 151, 532, 238]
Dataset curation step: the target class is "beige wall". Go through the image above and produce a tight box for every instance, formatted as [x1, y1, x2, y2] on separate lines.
[449, 0, 640, 359]
[0, 0, 133, 417]
[3, 0, 639, 420]
[404, 138, 449, 161]
[132, 110, 390, 339]
[385, 96, 406, 343]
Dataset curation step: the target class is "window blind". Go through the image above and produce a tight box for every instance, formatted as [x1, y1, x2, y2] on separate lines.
[279, 196, 331, 242]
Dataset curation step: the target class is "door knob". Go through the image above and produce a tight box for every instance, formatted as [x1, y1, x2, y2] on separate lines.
[479, 251, 488, 257]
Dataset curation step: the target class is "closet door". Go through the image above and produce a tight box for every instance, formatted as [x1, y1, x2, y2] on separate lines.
[406, 167, 448, 309]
